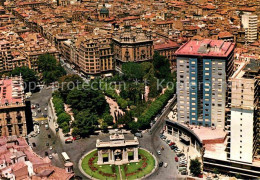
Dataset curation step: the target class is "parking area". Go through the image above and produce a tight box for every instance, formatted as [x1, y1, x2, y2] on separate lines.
[159, 132, 189, 176]
[163, 131, 202, 177]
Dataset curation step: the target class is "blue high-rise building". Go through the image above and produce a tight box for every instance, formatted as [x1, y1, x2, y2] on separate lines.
[175, 39, 235, 129]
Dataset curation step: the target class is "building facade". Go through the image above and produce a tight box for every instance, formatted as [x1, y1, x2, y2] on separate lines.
[0, 77, 27, 137]
[241, 13, 258, 43]
[96, 131, 139, 165]
[228, 60, 259, 163]
[112, 27, 153, 70]
[175, 40, 235, 129]
[61, 37, 114, 75]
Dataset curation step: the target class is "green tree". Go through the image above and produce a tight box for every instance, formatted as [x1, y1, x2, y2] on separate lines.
[129, 121, 139, 134]
[101, 122, 109, 133]
[103, 113, 114, 125]
[58, 74, 83, 100]
[37, 54, 66, 84]
[9, 67, 38, 92]
[153, 52, 172, 81]
[66, 88, 107, 115]
[57, 112, 71, 125]
[122, 62, 144, 81]
[73, 110, 99, 137]
[189, 158, 201, 177]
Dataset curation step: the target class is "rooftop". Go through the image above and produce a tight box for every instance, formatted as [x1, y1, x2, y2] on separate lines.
[175, 39, 235, 57]
[0, 77, 24, 106]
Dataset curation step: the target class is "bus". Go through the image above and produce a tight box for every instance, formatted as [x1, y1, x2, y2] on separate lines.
[61, 152, 70, 162]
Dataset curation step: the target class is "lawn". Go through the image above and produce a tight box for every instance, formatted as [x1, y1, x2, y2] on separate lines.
[121, 149, 155, 179]
[81, 150, 120, 180]
[81, 149, 155, 180]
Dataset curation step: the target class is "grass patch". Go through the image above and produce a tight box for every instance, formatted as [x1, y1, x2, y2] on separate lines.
[81, 149, 155, 180]
[81, 150, 119, 180]
[122, 149, 155, 179]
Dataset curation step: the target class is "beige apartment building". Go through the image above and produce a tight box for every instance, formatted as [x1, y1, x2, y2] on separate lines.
[241, 13, 258, 43]
[227, 59, 260, 163]
[112, 27, 154, 70]
[0, 77, 27, 137]
[61, 37, 113, 75]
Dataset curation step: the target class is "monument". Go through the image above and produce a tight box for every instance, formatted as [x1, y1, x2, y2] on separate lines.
[96, 130, 139, 165]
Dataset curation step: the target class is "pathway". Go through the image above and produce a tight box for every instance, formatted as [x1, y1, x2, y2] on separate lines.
[105, 96, 124, 123]
[118, 165, 123, 180]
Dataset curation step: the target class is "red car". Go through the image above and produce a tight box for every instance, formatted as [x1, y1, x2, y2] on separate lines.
[169, 142, 175, 146]
[175, 156, 178, 162]
[65, 138, 73, 143]
[73, 136, 81, 140]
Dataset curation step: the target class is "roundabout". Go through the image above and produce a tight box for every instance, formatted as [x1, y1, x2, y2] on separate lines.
[79, 148, 157, 180]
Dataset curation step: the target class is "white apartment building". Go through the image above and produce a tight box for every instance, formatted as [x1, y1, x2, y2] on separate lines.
[228, 60, 259, 163]
[241, 13, 258, 43]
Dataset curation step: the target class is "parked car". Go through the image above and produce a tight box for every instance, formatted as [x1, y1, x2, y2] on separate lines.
[175, 149, 181, 154]
[48, 155, 53, 159]
[65, 138, 73, 143]
[46, 142, 49, 146]
[134, 133, 142, 138]
[169, 142, 175, 146]
[164, 163, 168, 168]
[175, 156, 178, 162]
[159, 162, 163, 167]
[45, 152, 48, 156]
[73, 136, 81, 140]
[49, 146, 53, 150]
[181, 170, 188, 175]
[157, 150, 161, 155]
[48, 134, 51, 138]
[179, 164, 187, 167]
[177, 153, 185, 157]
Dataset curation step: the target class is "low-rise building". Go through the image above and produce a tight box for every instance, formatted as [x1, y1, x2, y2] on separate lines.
[0, 136, 74, 180]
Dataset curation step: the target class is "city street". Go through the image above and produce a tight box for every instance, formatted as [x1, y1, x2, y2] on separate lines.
[27, 67, 180, 179]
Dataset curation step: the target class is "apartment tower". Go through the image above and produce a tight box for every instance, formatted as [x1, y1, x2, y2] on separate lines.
[227, 60, 259, 163]
[241, 13, 258, 43]
[175, 39, 235, 129]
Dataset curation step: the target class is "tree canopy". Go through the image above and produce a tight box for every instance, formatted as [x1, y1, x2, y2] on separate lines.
[189, 158, 202, 177]
[9, 67, 38, 92]
[37, 54, 66, 84]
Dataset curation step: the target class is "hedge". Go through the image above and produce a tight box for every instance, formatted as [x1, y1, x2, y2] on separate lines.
[52, 92, 71, 132]
[137, 87, 175, 129]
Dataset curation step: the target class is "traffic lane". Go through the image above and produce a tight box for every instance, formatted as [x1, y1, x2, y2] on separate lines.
[30, 87, 53, 118]
[28, 120, 64, 167]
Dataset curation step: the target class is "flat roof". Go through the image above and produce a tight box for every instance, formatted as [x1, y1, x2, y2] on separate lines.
[0, 78, 24, 105]
[175, 39, 235, 57]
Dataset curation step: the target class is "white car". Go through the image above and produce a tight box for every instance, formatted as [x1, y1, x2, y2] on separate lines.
[175, 149, 181, 153]
[164, 163, 168, 168]
[49, 146, 53, 150]
[48, 155, 53, 159]
[157, 150, 161, 155]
